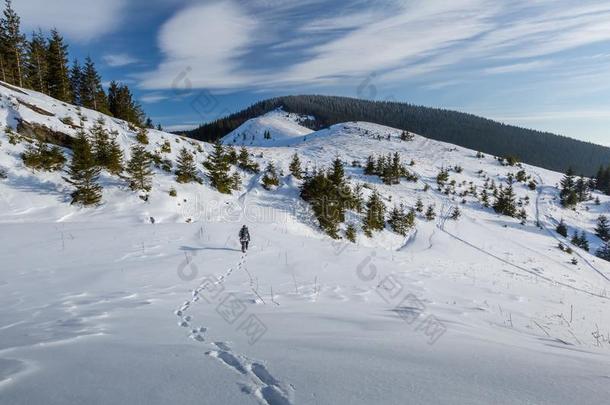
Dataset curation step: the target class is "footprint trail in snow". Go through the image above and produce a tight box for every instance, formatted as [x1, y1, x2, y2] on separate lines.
[173, 252, 294, 404]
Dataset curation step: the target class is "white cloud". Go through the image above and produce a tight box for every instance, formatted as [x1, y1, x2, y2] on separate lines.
[103, 53, 139, 67]
[139, 93, 168, 104]
[15, 0, 126, 42]
[139, 1, 259, 90]
[139, 0, 610, 92]
[483, 60, 554, 75]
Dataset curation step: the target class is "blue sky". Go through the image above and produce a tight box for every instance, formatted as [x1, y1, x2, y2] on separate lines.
[15, 0, 610, 145]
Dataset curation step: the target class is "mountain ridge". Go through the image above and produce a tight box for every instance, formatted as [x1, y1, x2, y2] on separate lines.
[183, 94, 610, 176]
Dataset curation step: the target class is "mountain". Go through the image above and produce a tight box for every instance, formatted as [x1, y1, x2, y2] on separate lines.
[2, 82, 610, 404]
[184, 95, 610, 176]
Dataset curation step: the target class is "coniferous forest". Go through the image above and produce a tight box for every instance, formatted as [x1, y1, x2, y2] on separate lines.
[184, 95, 610, 176]
[0, 0, 148, 127]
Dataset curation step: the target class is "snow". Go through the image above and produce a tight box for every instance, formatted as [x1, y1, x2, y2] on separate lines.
[1, 83, 610, 404]
[221, 108, 314, 147]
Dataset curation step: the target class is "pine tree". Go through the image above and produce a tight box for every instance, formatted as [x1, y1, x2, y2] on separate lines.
[126, 144, 153, 192]
[25, 29, 48, 93]
[237, 146, 259, 173]
[108, 81, 144, 125]
[261, 162, 280, 190]
[175, 147, 201, 184]
[560, 167, 578, 208]
[0, 0, 25, 86]
[21, 140, 65, 171]
[579, 231, 589, 252]
[364, 155, 375, 175]
[230, 171, 241, 191]
[595, 215, 610, 242]
[90, 119, 123, 174]
[204, 141, 233, 193]
[329, 157, 345, 186]
[68, 58, 82, 105]
[415, 197, 424, 213]
[436, 168, 449, 186]
[135, 127, 149, 144]
[345, 223, 357, 243]
[518, 208, 527, 224]
[64, 129, 102, 205]
[556, 219, 568, 237]
[493, 181, 517, 217]
[300, 170, 344, 238]
[481, 189, 490, 207]
[363, 191, 386, 236]
[596, 241, 610, 262]
[289, 153, 303, 179]
[450, 206, 461, 220]
[425, 205, 436, 221]
[46, 29, 70, 101]
[80, 56, 108, 113]
[388, 203, 415, 235]
[106, 131, 124, 175]
[225, 146, 238, 165]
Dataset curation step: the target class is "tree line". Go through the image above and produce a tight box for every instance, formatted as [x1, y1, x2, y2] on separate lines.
[0, 0, 149, 127]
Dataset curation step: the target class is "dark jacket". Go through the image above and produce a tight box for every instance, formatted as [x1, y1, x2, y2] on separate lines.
[239, 227, 250, 242]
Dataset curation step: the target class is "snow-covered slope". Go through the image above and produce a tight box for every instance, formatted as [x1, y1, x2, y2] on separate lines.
[221, 108, 314, 146]
[1, 83, 610, 405]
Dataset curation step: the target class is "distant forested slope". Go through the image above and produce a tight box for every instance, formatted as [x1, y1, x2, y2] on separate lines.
[183, 95, 610, 175]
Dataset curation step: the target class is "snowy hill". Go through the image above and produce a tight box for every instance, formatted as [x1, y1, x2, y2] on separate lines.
[221, 108, 314, 147]
[1, 82, 610, 404]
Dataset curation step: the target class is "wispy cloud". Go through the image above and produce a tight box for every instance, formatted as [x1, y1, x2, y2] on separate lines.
[16, 0, 127, 42]
[139, 0, 610, 94]
[103, 53, 139, 67]
[139, 1, 259, 90]
[483, 60, 554, 75]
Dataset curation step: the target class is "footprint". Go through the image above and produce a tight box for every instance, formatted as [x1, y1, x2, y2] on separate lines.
[258, 386, 291, 405]
[251, 363, 280, 387]
[208, 350, 247, 375]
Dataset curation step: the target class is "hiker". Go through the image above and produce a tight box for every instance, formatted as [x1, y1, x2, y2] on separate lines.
[239, 225, 250, 253]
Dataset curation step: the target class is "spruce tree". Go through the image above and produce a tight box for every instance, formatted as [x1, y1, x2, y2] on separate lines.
[21, 140, 65, 171]
[64, 129, 102, 205]
[68, 58, 82, 105]
[301, 170, 344, 238]
[363, 191, 386, 236]
[80, 56, 109, 113]
[415, 197, 424, 213]
[595, 215, 610, 242]
[175, 147, 201, 184]
[596, 241, 610, 262]
[126, 144, 153, 192]
[493, 181, 517, 217]
[364, 155, 375, 175]
[237, 146, 259, 173]
[25, 29, 48, 93]
[90, 119, 123, 175]
[289, 153, 303, 179]
[560, 167, 578, 208]
[106, 131, 124, 175]
[0, 0, 25, 86]
[46, 29, 70, 101]
[388, 203, 415, 235]
[345, 223, 357, 243]
[135, 127, 149, 144]
[261, 162, 280, 190]
[204, 141, 233, 193]
[425, 205, 436, 221]
[450, 206, 461, 220]
[329, 157, 345, 187]
[556, 219, 568, 237]
[108, 81, 144, 125]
